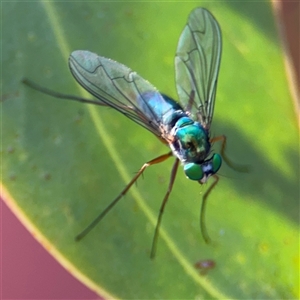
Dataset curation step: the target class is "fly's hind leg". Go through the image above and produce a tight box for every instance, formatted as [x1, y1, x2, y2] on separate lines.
[75, 152, 173, 242]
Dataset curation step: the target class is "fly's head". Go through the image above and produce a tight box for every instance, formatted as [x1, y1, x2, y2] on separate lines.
[183, 154, 222, 183]
[170, 116, 222, 183]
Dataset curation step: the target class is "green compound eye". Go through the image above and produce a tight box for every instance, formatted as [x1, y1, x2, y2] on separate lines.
[184, 163, 204, 181]
[212, 154, 222, 173]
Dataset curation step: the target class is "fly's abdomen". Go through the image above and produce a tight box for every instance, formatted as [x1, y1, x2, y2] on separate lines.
[137, 92, 186, 127]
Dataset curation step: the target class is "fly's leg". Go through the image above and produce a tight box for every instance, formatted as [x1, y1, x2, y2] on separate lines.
[200, 175, 219, 244]
[211, 135, 249, 173]
[23, 78, 151, 113]
[150, 158, 180, 259]
[76, 152, 173, 241]
[202, 135, 248, 243]
[186, 90, 196, 112]
[22, 78, 106, 106]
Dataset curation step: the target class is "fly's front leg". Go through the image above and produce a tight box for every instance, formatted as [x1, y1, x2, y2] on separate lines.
[200, 174, 219, 244]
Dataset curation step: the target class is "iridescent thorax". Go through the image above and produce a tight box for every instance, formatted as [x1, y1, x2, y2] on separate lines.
[144, 93, 211, 162]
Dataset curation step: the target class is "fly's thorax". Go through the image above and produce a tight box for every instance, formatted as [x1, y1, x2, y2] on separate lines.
[170, 117, 210, 163]
[162, 110, 188, 131]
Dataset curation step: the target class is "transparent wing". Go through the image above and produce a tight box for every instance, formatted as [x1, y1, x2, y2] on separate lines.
[175, 7, 222, 129]
[69, 50, 167, 138]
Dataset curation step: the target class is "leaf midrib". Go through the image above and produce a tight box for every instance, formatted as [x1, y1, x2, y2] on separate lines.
[42, 1, 229, 298]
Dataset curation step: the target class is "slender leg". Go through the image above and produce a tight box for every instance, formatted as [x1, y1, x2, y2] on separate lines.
[211, 135, 249, 173]
[76, 152, 173, 241]
[22, 78, 106, 106]
[186, 90, 196, 112]
[23, 78, 145, 113]
[200, 174, 219, 244]
[150, 158, 180, 259]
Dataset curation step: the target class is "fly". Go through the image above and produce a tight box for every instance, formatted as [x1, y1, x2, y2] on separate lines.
[23, 7, 247, 258]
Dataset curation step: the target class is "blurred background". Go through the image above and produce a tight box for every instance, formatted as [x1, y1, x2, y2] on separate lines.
[1, 1, 298, 299]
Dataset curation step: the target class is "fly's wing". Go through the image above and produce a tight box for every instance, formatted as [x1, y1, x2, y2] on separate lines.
[69, 50, 166, 138]
[175, 8, 222, 129]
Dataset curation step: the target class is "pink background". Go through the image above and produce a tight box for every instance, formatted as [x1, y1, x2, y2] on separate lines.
[1, 201, 99, 299]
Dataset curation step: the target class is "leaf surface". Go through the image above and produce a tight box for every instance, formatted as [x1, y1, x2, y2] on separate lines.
[2, 1, 298, 299]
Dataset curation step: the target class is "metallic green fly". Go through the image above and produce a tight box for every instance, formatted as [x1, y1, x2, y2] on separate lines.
[23, 7, 246, 258]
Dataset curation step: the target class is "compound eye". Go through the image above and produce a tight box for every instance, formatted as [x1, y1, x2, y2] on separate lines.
[184, 163, 204, 181]
[212, 154, 222, 173]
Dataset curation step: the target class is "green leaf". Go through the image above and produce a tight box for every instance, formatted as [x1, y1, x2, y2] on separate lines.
[2, 1, 298, 299]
